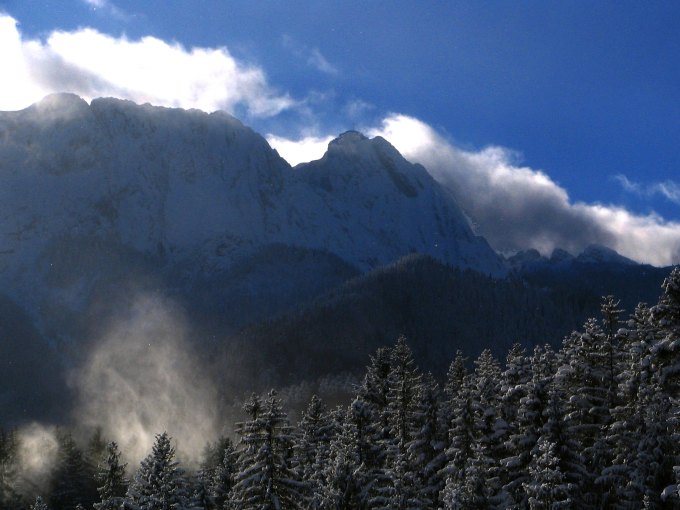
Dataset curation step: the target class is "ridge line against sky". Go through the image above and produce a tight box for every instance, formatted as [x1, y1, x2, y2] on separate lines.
[0, 3, 679, 265]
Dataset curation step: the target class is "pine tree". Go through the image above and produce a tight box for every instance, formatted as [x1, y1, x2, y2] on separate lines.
[438, 351, 468, 488]
[210, 440, 236, 509]
[598, 305, 656, 509]
[406, 373, 445, 507]
[94, 441, 128, 510]
[31, 496, 49, 510]
[194, 437, 233, 509]
[600, 295, 624, 410]
[523, 436, 571, 509]
[540, 386, 586, 507]
[319, 415, 367, 510]
[386, 336, 422, 449]
[556, 319, 612, 508]
[441, 442, 492, 510]
[471, 349, 507, 506]
[500, 343, 531, 428]
[439, 374, 475, 484]
[230, 390, 305, 510]
[377, 449, 427, 510]
[438, 373, 477, 508]
[650, 267, 680, 394]
[50, 430, 94, 510]
[356, 346, 393, 471]
[619, 376, 673, 509]
[125, 432, 189, 510]
[295, 395, 334, 509]
[502, 345, 553, 508]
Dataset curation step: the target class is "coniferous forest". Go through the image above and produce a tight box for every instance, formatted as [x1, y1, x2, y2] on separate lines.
[2, 267, 680, 509]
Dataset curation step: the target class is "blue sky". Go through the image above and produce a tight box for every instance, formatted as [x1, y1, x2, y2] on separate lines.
[1, 0, 680, 263]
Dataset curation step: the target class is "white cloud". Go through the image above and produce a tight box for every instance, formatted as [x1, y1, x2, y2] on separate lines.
[282, 34, 338, 75]
[267, 133, 333, 166]
[616, 174, 680, 205]
[269, 114, 680, 266]
[0, 14, 293, 116]
[369, 114, 680, 266]
[307, 47, 338, 75]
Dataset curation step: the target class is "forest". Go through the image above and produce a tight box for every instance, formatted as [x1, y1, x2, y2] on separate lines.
[1, 267, 680, 509]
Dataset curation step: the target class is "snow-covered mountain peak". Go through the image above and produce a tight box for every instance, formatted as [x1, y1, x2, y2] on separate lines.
[32, 92, 90, 114]
[329, 130, 368, 146]
[325, 131, 403, 162]
[577, 244, 637, 265]
[550, 248, 574, 263]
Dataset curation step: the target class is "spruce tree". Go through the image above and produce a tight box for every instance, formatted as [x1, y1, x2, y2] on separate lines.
[230, 390, 304, 510]
[502, 345, 552, 508]
[386, 336, 422, 449]
[540, 386, 586, 507]
[125, 432, 189, 510]
[600, 295, 624, 409]
[210, 440, 236, 509]
[319, 415, 367, 510]
[50, 431, 94, 510]
[94, 441, 128, 510]
[556, 319, 612, 508]
[295, 395, 334, 509]
[439, 374, 476, 502]
[523, 436, 571, 509]
[356, 346, 393, 470]
[31, 496, 49, 510]
[500, 343, 531, 435]
[471, 349, 507, 506]
[406, 373, 445, 507]
[650, 267, 680, 394]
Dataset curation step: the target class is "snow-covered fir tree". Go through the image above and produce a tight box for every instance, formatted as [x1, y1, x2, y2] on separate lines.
[230, 390, 305, 510]
[501, 345, 553, 508]
[319, 415, 367, 510]
[94, 441, 128, 510]
[406, 373, 445, 507]
[49, 431, 94, 510]
[523, 436, 571, 509]
[31, 496, 50, 510]
[125, 432, 189, 510]
[295, 395, 335, 510]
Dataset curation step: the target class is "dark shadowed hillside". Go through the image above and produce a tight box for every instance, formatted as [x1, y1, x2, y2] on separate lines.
[217, 255, 671, 391]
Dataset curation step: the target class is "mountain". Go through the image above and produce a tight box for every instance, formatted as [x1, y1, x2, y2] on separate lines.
[0, 94, 504, 325]
[508, 245, 670, 312]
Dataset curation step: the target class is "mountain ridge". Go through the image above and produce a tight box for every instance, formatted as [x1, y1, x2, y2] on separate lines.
[0, 94, 506, 321]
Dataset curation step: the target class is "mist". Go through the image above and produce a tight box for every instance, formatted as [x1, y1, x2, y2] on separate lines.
[69, 293, 223, 466]
[16, 423, 59, 494]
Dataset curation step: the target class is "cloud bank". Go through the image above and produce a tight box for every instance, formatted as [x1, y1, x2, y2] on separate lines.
[0, 14, 292, 116]
[269, 115, 680, 266]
